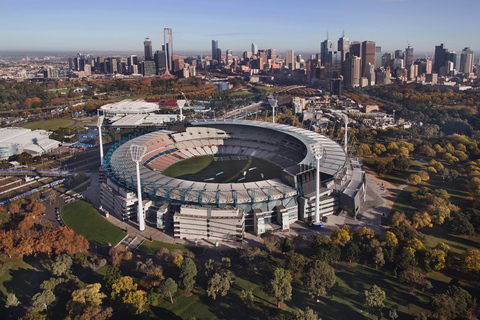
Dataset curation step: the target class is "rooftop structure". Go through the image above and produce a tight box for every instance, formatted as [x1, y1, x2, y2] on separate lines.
[0, 127, 60, 160]
[99, 100, 159, 117]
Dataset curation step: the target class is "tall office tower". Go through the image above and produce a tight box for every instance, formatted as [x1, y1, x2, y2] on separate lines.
[460, 47, 474, 74]
[434, 43, 448, 74]
[164, 28, 173, 72]
[361, 41, 376, 77]
[447, 52, 460, 71]
[212, 40, 218, 61]
[321, 36, 334, 66]
[364, 63, 375, 86]
[268, 49, 277, 62]
[216, 48, 222, 63]
[128, 55, 138, 67]
[426, 58, 432, 74]
[331, 51, 342, 78]
[344, 56, 361, 87]
[143, 60, 156, 76]
[405, 45, 414, 67]
[154, 50, 167, 75]
[375, 46, 382, 68]
[252, 43, 258, 55]
[244, 51, 253, 59]
[382, 52, 392, 68]
[394, 50, 403, 59]
[286, 49, 295, 70]
[350, 42, 361, 58]
[338, 32, 350, 62]
[144, 38, 153, 61]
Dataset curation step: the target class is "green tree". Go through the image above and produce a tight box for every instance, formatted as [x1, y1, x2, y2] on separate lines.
[282, 237, 292, 253]
[179, 258, 197, 292]
[285, 251, 306, 273]
[52, 254, 73, 277]
[304, 260, 336, 300]
[460, 248, 480, 275]
[294, 307, 320, 320]
[161, 278, 178, 304]
[5, 293, 20, 308]
[363, 285, 386, 317]
[270, 268, 292, 307]
[207, 271, 234, 300]
[431, 293, 456, 320]
[240, 289, 255, 307]
[104, 266, 121, 288]
[204, 259, 215, 277]
[31, 289, 56, 312]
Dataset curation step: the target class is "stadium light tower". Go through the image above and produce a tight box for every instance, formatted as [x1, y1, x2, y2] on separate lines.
[97, 115, 105, 166]
[267, 98, 278, 124]
[130, 144, 147, 231]
[310, 143, 324, 225]
[177, 99, 186, 121]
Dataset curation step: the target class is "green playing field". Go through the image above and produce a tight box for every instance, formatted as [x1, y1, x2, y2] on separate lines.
[162, 154, 283, 183]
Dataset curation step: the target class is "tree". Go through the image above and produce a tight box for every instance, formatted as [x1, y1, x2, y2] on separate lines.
[161, 278, 178, 304]
[263, 234, 280, 252]
[173, 255, 184, 268]
[136, 258, 164, 285]
[294, 307, 320, 320]
[111, 276, 137, 300]
[356, 227, 375, 243]
[412, 212, 432, 229]
[74, 171, 87, 184]
[285, 251, 306, 273]
[52, 254, 73, 276]
[304, 260, 335, 300]
[429, 249, 447, 270]
[343, 242, 360, 263]
[104, 266, 121, 288]
[207, 271, 234, 300]
[363, 285, 386, 317]
[330, 227, 351, 244]
[122, 290, 147, 311]
[17, 152, 33, 165]
[179, 258, 197, 292]
[31, 289, 56, 312]
[282, 237, 292, 253]
[460, 248, 480, 275]
[358, 144, 372, 157]
[67, 283, 107, 318]
[372, 143, 386, 155]
[240, 290, 255, 307]
[5, 293, 20, 308]
[270, 268, 292, 307]
[204, 259, 215, 277]
[431, 293, 456, 320]
[408, 174, 422, 185]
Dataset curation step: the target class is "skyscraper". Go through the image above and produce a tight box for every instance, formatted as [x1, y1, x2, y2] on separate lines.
[350, 42, 361, 58]
[252, 43, 258, 55]
[447, 52, 460, 71]
[286, 49, 295, 70]
[434, 43, 448, 74]
[361, 41, 376, 77]
[344, 56, 361, 87]
[144, 38, 153, 61]
[375, 46, 382, 68]
[212, 40, 218, 61]
[164, 28, 173, 72]
[338, 32, 349, 62]
[405, 45, 414, 67]
[321, 36, 334, 66]
[460, 47, 474, 74]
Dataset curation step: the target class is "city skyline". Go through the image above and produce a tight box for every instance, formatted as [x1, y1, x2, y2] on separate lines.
[1, 0, 479, 55]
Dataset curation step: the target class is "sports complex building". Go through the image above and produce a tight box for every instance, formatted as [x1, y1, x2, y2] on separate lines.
[100, 119, 366, 240]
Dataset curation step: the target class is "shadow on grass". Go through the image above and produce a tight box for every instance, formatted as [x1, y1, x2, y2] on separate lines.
[3, 267, 50, 305]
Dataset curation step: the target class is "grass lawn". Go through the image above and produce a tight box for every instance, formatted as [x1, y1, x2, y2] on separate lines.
[229, 91, 254, 97]
[22, 118, 75, 131]
[0, 257, 51, 305]
[391, 185, 419, 217]
[363, 157, 427, 187]
[61, 200, 125, 246]
[71, 119, 96, 129]
[422, 226, 480, 257]
[162, 155, 213, 177]
[136, 240, 204, 256]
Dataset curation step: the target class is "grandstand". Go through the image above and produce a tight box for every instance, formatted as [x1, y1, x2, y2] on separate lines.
[101, 120, 365, 240]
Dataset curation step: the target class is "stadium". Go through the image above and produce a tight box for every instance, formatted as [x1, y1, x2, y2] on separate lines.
[100, 119, 366, 240]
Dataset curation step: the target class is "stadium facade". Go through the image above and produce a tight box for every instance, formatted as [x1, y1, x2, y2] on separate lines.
[100, 120, 366, 240]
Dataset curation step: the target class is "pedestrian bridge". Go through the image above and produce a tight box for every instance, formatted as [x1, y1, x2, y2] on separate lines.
[0, 169, 77, 177]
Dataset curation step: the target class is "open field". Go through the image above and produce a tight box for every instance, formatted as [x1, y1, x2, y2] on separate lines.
[422, 226, 480, 257]
[136, 240, 205, 255]
[61, 200, 125, 246]
[22, 118, 75, 131]
[162, 155, 282, 183]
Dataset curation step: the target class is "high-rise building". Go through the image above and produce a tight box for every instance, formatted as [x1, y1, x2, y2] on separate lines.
[321, 36, 334, 66]
[286, 49, 295, 70]
[460, 47, 474, 74]
[375, 46, 382, 68]
[212, 40, 218, 61]
[144, 38, 153, 61]
[252, 43, 258, 55]
[344, 56, 361, 87]
[154, 50, 167, 75]
[338, 32, 349, 62]
[164, 28, 173, 72]
[128, 55, 138, 67]
[405, 45, 414, 67]
[350, 42, 361, 58]
[394, 50, 403, 59]
[434, 43, 448, 74]
[361, 41, 376, 77]
[447, 52, 460, 71]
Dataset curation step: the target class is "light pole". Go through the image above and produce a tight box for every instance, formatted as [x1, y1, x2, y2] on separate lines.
[176, 100, 186, 121]
[130, 144, 147, 231]
[343, 114, 348, 154]
[310, 143, 324, 225]
[267, 98, 277, 124]
[97, 115, 105, 166]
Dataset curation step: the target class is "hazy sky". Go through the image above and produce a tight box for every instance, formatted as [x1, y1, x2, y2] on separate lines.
[1, 0, 479, 56]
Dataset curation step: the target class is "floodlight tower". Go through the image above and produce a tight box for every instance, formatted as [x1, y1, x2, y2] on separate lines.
[97, 115, 105, 166]
[310, 143, 324, 224]
[130, 144, 147, 231]
[343, 114, 348, 154]
[267, 98, 278, 123]
[177, 99, 186, 121]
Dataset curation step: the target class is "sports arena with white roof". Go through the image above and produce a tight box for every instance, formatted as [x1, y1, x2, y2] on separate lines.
[0, 127, 60, 160]
[99, 99, 159, 117]
[100, 120, 366, 240]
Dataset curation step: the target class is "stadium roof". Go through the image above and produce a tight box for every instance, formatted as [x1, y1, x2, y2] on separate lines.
[100, 99, 159, 116]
